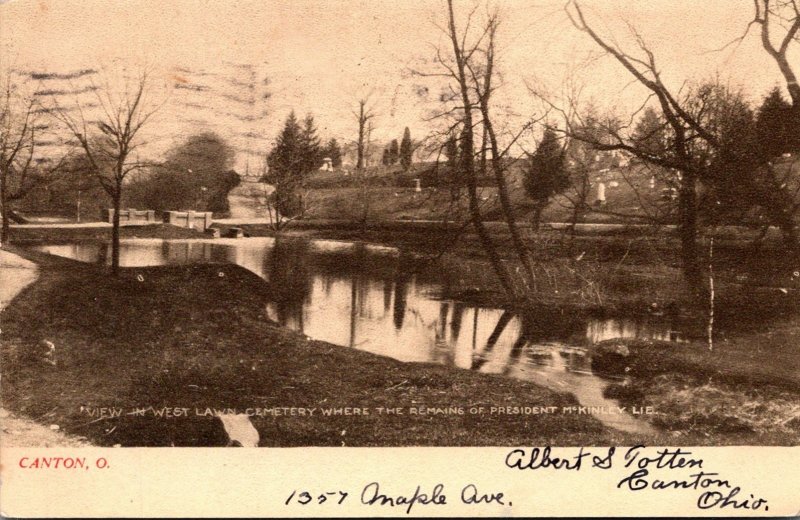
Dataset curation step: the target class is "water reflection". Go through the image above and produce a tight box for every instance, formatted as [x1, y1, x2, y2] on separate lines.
[32, 237, 676, 434]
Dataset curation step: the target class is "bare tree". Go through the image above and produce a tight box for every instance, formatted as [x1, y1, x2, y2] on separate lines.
[354, 98, 376, 171]
[439, 0, 519, 301]
[752, 0, 800, 110]
[402, 0, 550, 305]
[353, 98, 377, 229]
[0, 75, 66, 244]
[435, 0, 552, 306]
[562, 2, 749, 293]
[52, 68, 165, 275]
[564, 1, 800, 292]
[470, 10, 539, 292]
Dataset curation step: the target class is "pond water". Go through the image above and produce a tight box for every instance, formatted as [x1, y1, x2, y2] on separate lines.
[32, 237, 686, 434]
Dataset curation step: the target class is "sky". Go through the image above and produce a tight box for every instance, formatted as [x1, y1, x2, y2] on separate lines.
[1, 0, 795, 171]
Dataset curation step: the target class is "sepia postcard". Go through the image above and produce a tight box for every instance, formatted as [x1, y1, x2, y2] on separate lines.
[1, 0, 799, 516]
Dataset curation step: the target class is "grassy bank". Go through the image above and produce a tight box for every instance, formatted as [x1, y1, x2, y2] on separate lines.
[593, 338, 800, 443]
[1, 248, 643, 447]
[7, 223, 207, 244]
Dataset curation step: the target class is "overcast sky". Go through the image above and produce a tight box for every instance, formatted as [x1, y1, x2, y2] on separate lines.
[1, 0, 794, 170]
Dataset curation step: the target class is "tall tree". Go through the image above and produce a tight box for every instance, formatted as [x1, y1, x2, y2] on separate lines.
[0, 77, 42, 243]
[53, 68, 163, 275]
[354, 99, 375, 170]
[388, 138, 400, 165]
[431, 0, 522, 302]
[752, 0, 800, 111]
[523, 129, 569, 230]
[127, 132, 238, 213]
[443, 132, 461, 187]
[400, 127, 413, 170]
[566, 0, 800, 287]
[444, 132, 459, 169]
[632, 107, 669, 157]
[703, 85, 800, 242]
[756, 87, 798, 160]
[266, 111, 310, 219]
[352, 98, 377, 227]
[324, 138, 342, 168]
[300, 114, 322, 172]
[566, 2, 736, 292]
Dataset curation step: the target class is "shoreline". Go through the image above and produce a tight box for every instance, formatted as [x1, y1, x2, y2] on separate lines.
[1, 246, 645, 447]
[3, 225, 800, 446]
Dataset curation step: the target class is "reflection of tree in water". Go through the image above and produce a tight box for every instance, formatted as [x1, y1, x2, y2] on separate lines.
[382, 278, 392, 314]
[472, 309, 590, 374]
[392, 271, 411, 330]
[523, 309, 586, 346]
[348, 243, 367, 347]
[436, 302, 450, 342]
[472, 310, 513, 370]
[320, 276, 335, 298]
[450, 302, 466, 344]
[210, 244, 231, 263]
[97, 243, 109, 266]
[264, 237, 313, 329]
[502, 335, 529, 377]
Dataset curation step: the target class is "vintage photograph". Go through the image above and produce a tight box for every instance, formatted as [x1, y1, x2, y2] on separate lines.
[1, 0, 799, 450]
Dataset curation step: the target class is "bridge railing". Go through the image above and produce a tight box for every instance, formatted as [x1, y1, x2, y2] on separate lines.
[162, 211, 213, 231]
[101, 209, 157, 223]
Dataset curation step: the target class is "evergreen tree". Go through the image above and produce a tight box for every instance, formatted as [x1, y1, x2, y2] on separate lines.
[443, 133, 460, 185]
[523, 129, 568, 229]
[381, 148, 390, 166]
[300, 114, 322, 171]
[400, 127, 413, 170]
[388, 139, 400, 165]
[633, 107, 669, 156]
[444, 133, 459, 168]
[703, 88, 765, 225]
[756, 87, 798, 160]
[266, 112, 302, 181]
[266, 111, 308, 217]
[325, 138, 342, 168]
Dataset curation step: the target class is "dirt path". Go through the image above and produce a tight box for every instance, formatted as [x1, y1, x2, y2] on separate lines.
[226, 179, 272, 219]
[1, 408, 90, 447]
[0, 249, 39, 310]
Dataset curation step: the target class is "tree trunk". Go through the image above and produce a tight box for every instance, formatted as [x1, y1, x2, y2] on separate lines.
[360, 171, 369, 233]
[771, 50, 800, 109]
[356, 103, 366, 171]
[678, 171, 703, 295]
[767, 203, 799, 253]
[532, 206, 543, 231]
[111, 186, 122, 276]
[760, 177, 800, 252]
[446, 0, 517, 305]
[482, 111, 537, 292]
[0, 170, 9, 245]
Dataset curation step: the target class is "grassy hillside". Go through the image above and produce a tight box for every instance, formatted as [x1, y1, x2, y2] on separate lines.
[302, 160, 675, 223]
[300, 157, 799, 226]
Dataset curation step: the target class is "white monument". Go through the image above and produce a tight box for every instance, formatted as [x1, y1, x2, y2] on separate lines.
[596, 182, 606, 205]
[319, 157, 333, 171]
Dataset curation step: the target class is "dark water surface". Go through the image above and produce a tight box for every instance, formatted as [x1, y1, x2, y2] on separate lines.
[33, 237, 682, 434]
